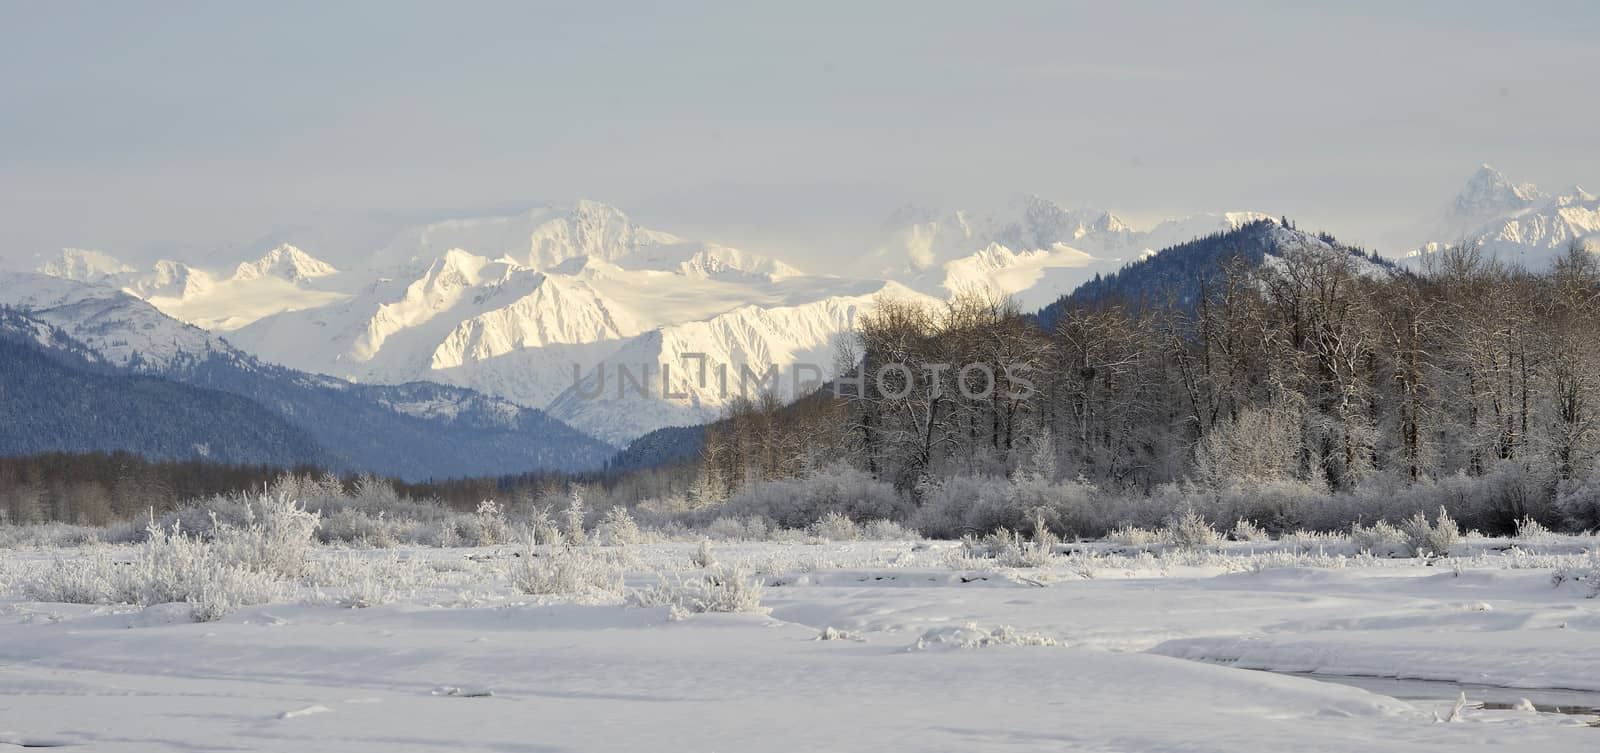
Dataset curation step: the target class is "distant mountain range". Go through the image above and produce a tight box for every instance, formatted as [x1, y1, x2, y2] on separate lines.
[14, 164, 1594, 455]
[0, 307, 326, 466]
[0, 274, 614, 480]
[1404, 164, 1599, 268]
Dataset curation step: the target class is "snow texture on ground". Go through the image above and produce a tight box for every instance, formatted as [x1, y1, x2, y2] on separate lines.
[1, 539, 1597, 751]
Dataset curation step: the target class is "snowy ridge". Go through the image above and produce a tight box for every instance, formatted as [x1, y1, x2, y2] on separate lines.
[375, 200, 682, 270]
[0, 306, 102, 362]
[1408, 165, 1600, 269]
[871, 198, 1273, 310]
[32, 245, 352, 332]
[26, 198, 1291, 443]
[35, 248, 136, 284]
[547, 281, 936, 445]
[0, 272, 227, 370]
[0, 273, 618, 474]
[231, 244, 339, 283]
[1451, 163, 1547, 223]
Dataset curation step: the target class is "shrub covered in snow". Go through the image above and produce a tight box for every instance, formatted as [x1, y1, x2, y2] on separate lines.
[1350, 520, 1407, 555]
[913, 474, 1102, 539]
[473, 500, 512, 547]
[1231, 519, 1268, 542]
[1554, 472, 1600, 531]
[1108, 525, 1163, 548]
[705, 465, 908, 531]
[207, 494, 321, 579]
[1401, 506, 1461, 557]
[627, 564, 768, 616]
[691, 539, 717, 568]
[908, 622, 1060, 650]
[1163, 506, 1220, 550]
[20, 499, 312, 622]
[305, 553, 434, 609]
[1514, 515, 1555, 544]
[563, 491, 590, 547]
[860, 519, 919, 540]
[810, 511, 861, 541]
[597, 507, 643, 546]
[509, 541, 624, 600]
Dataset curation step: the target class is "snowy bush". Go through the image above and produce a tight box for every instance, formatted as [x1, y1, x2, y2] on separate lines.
[509, 542, 623, 600]
[473, 500, 512, 547]
[1401, 506, 1461, 557]
[1231, 519, 1268, 542]
[705, 515, 764, 541]
[995, 531, 1055, 568]
[1554, 472, 1600, 531]
[1514, 516, 1555, 544]
[1350, 520, 1407, 555]
[597, 507, 642, 546]
[909, 622, 1060, 651]
[1202, 479, 1330, 534]
[811, 511, 861, 541]
[207, 494, 321, 579]
[528, 506, 563, 548]
[1163, 506, 1219, 550]
[1277, 528, 1349, 553]
[707, 465, 908, 531]
[0, 522, 120, 549]
[952, 518, 1058, 569]
[627, 564, 768, 616]
[861, 519, 919, 540]
[913, 474, 1100, 539]
[131, 524, 285, 622]
[1551, 554, 1600, 598]
[691, 539, 717, 568]
[22, 514, 298, 622]
[1108, 524, 1163, 548]
[564, 491, 589, 547]
[306, 553, 434, 609]
[319, 508, 403, 547]
[22, 494, 321, 621]
[21, 552, 121, 605]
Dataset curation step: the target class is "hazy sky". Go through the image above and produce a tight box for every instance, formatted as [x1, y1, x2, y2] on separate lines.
[3, 0, 1598, 269]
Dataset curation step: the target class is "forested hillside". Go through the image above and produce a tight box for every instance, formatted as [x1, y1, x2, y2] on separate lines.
[0, 309, 328, 470]
[1036, 218, 1395, 328]
[688, 232, 1600, 537]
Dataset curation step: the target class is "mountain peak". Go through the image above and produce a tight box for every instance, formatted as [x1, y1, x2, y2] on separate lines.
[36, 248, 135, 284]
[1453, 164, 1546, 219]
[231, 244, 339, 283]
[1559, 185, 1596, 204]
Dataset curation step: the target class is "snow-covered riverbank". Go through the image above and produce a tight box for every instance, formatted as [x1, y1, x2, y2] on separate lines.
[2, 540, 1597, 751]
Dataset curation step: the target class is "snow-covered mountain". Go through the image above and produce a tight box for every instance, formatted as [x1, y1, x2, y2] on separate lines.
[1036, 218, 1399, 331]
[35, 245, 352, 331]
[371, 200, 684, 270]
[225, 217, 921, 442]
[1406, 165, 1599, 268]
[546, 282, 926, 446]
[27, 198, 1274, 445]
[864, 196, 1273, 310]
[0, 272, 615, 478]
[0, 272, 226, 370]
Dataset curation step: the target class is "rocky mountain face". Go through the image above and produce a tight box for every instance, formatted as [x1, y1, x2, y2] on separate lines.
[1407, 164, 1599, 268]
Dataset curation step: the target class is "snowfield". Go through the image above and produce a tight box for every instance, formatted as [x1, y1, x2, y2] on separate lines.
[2, 539, 1598, 752]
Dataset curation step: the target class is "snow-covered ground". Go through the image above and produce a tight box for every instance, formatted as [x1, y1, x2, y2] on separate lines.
[2, 539, 1598, 751]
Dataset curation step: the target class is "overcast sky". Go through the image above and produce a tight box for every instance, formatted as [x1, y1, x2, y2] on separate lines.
[3, 0, 1597, 269]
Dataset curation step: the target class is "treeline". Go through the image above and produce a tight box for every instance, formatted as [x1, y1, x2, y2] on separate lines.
[0, 450, 634, 526]
[696, 236, 1600, 535]
[0, 452, 326, 526]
